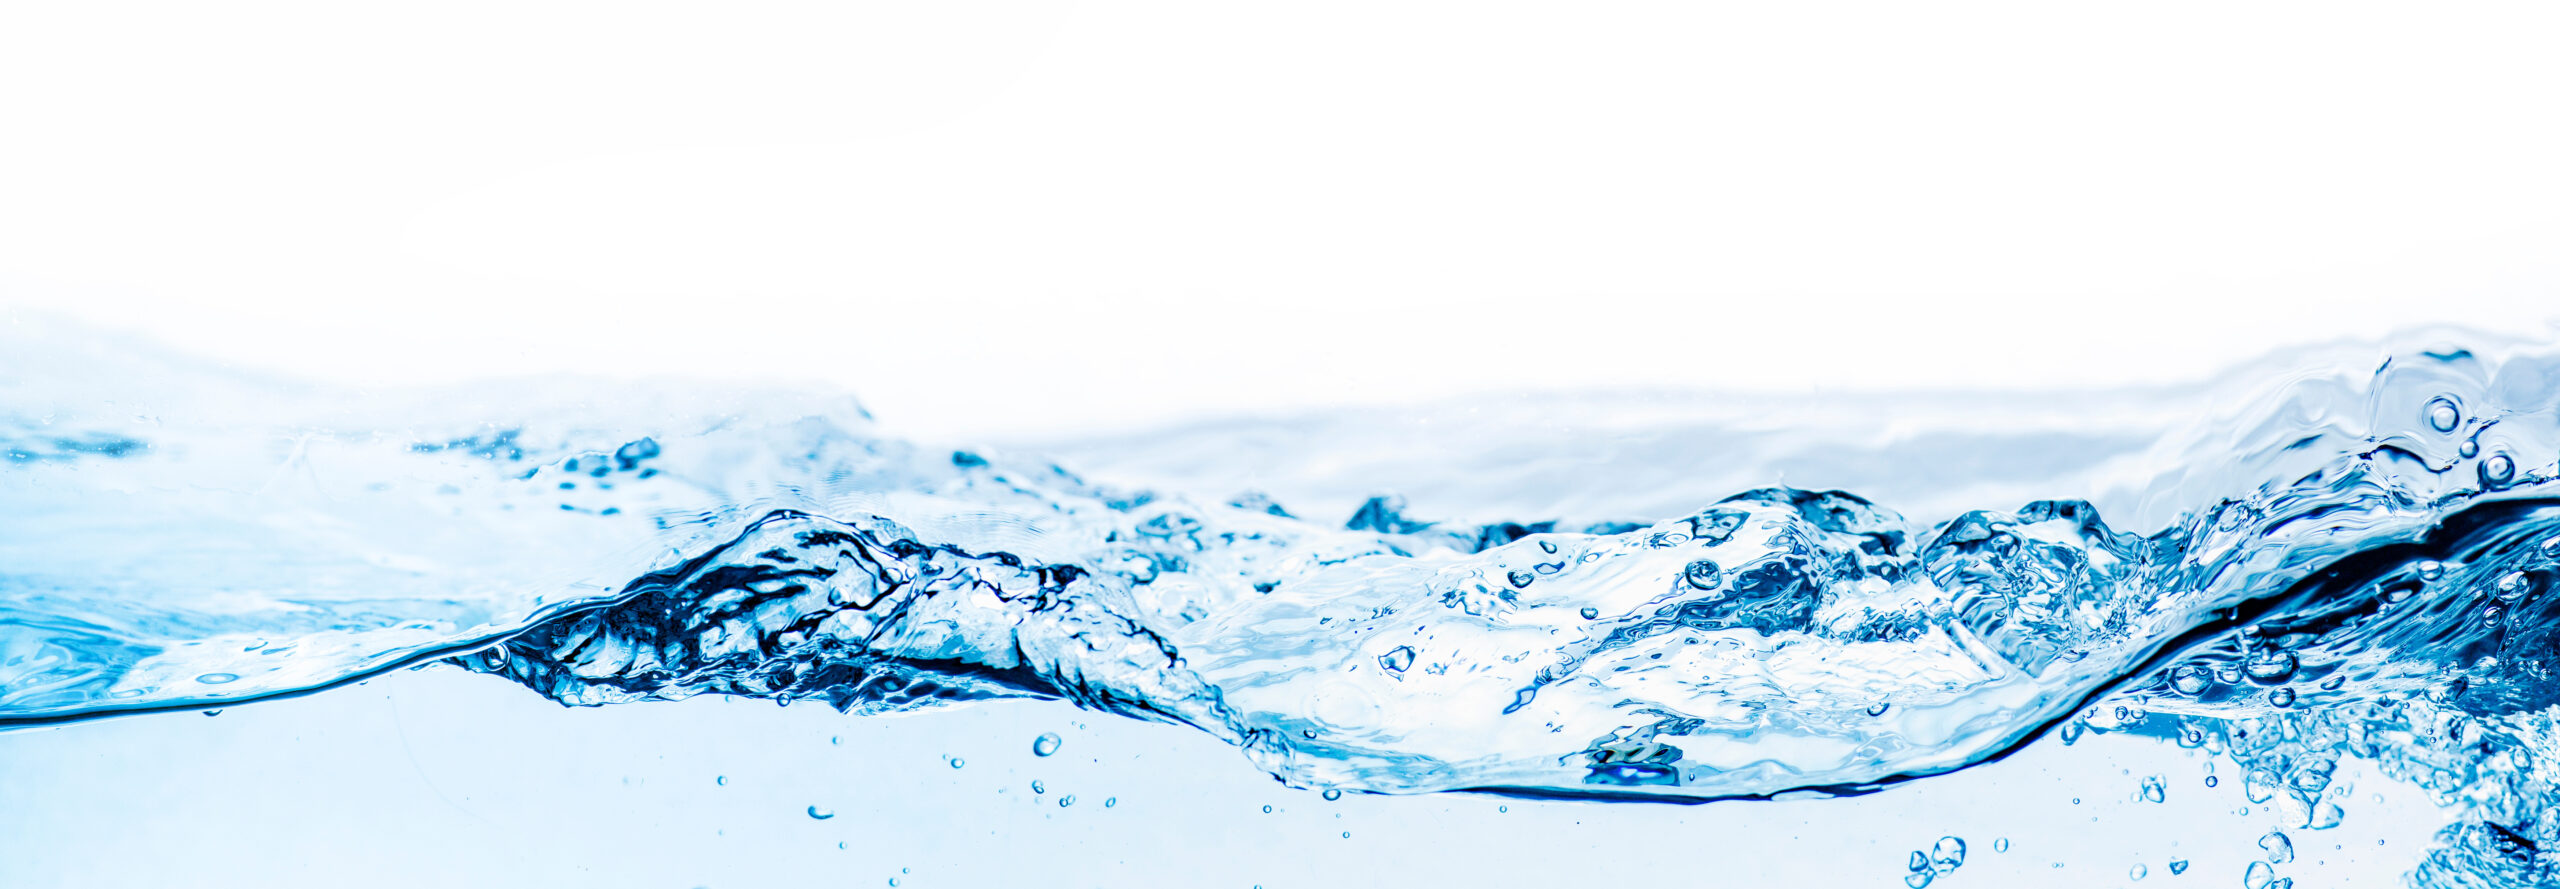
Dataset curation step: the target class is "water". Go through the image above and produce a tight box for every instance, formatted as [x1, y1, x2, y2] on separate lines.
[6, 324, 2560, 885]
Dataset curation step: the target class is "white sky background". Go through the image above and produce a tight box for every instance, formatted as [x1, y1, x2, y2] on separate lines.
[3, 2, 2557, 439]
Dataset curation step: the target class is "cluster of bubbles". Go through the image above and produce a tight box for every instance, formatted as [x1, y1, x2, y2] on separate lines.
[1900, 837, 1967, 887]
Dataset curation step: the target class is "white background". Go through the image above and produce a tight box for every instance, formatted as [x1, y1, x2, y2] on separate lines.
[0, 7, 2527, 886]
[5, 2, 2558, 438]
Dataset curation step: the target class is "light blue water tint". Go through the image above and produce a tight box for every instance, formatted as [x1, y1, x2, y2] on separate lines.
[8, 324, 2560, 886]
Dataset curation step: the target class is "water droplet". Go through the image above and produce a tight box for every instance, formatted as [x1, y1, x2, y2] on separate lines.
[2140, 774, 2166, 803]
[1682, 559, 1724, 590]
[715, 775, 728, 786]
[2267, 687, 2296, 708]
[2417, 560, 2447, 581]
[1033, 780, 1047, 794]
[2461, 438, 2482, 458]
[2169, 664, 2215, 696]
[949, 757, 965, 769]
[2130, 863, 2150, 881]
[2482, 453, 2518, 488]
[830, 735, 841, 746]
[1497, 805, 1508, 813]
[2243, 860, 2274, 889]
[2169, 859, 2189, 875]
[1866, 702, 1891, 717]
[1579, 607, 1601, 620]
[2425, 396, 2462, 433]
[1506, 570, 1534, 588]
[1993, 838, 2010, 854]
[2059, 719, 2087, 745]
[1059, 795, 1075, 807]
[1323, 789, 1342, 801]
[1931, 836, 1966, 872]
[2260, 830, 2294, 863]
[2206, 775, 2220, 788]
[1341, 831, 1351, 839]
[807, 806, 835, 820]
[1261, 804, 1273, 813]
[1033, 732, 1062, 757]
[1104, 797, 1117, 808]
[1379, 646, 1417, 673]
[194, 672, 239, 684]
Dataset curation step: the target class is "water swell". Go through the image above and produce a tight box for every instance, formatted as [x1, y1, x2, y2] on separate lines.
[9, 324, 2560, 884]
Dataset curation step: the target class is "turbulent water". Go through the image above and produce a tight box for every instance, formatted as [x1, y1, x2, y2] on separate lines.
[9, 323, 2560, 886]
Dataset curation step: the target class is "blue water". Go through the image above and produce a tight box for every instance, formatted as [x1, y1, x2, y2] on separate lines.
[7, 323, 2560, 886]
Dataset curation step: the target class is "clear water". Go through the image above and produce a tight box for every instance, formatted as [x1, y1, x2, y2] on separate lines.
[8, 323, 2560, 886]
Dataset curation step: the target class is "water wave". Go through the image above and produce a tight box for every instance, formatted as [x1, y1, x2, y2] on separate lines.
[7, 322, 2560, 885]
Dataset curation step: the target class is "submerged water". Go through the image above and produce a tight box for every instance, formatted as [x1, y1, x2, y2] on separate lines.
[7, 324, 2560, 886]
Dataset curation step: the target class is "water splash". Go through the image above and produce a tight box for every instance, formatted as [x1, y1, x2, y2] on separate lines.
[8, 321, 2560, 886]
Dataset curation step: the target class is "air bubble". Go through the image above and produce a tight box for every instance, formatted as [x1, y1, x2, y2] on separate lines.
[2496, 571, 2532, 600]
[1507, 570, 1534, 588]
[2130, 863, 2149, 881]
[1379, 646, 1417, 673]
[807, 806, 835, 820]
[2244, 861, 2274, 889]
[1059, 795, 1075, 807]
[1867, 702, 1891, 717]
[2482, 453, 2518, 488]
[1033, 732, 1062, 757]
[2169, 665, 2214, 696]
[2245, 768, 2280, 803]
[195, 672, 238, 684]
[1579, 607, 1601, 620]
[2140, 774, 2166, 803]
[2267, 687, 2296, 708]
[1033, 781, 1047, 794]
[716, 776, 728, 786]
[1992, 838, 2009, 854]
[1931, 836, 1966, 872]
[949, 758, 965, 769]
[2426, 397, 2462, 433]
[2417, 560, 2447, 581]
[1104, 797, 1117, 808]
[2260, 830, 2294, 863]
[2244, 651, 2298, 684]
[2169, 859, 2189, 875]
[1682, 559, 1724, 590]
[1323, 789, 1342, 801]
